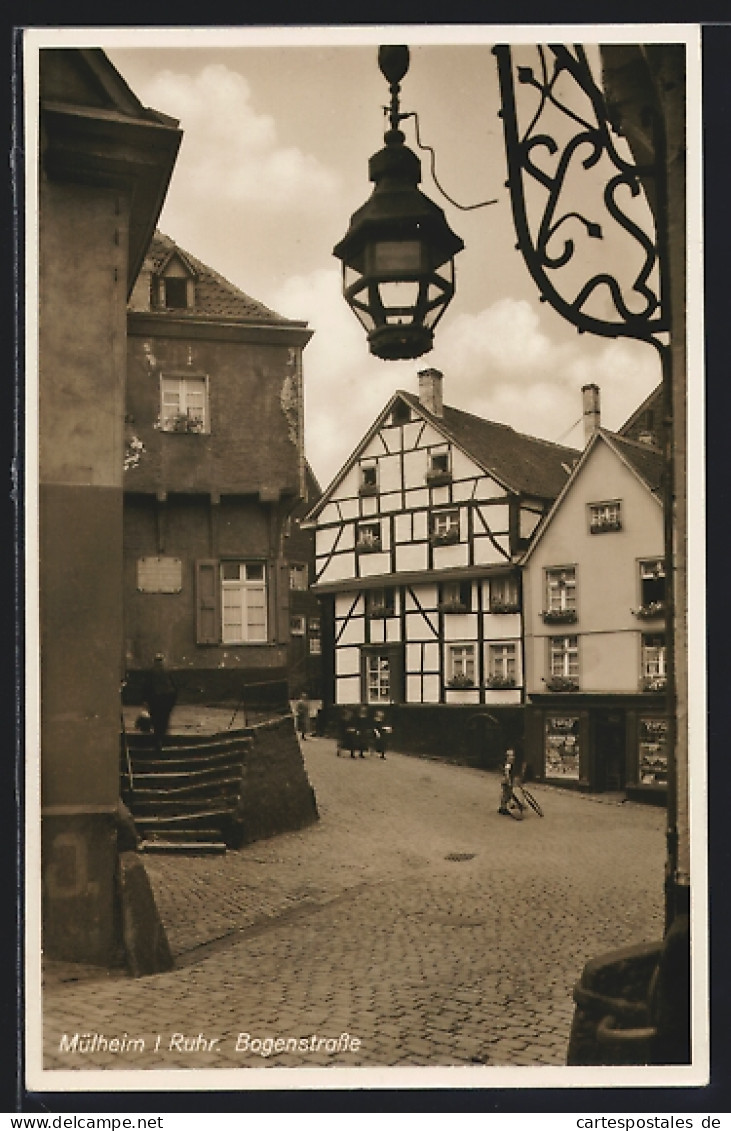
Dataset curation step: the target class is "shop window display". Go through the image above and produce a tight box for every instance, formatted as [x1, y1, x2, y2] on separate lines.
[638, 717, 668, 785]
[544, 715, 580, 779]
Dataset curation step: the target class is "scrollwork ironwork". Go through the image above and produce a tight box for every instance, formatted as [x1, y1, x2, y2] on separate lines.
[493, 44, 669, 347]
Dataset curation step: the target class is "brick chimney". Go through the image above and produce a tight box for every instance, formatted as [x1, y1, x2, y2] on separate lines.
[418, 368, 444, 417]
[582, 383, 601, 445]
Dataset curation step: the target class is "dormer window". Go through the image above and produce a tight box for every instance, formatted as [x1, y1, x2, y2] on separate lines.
[154, 249, 197, 311]
[426, 446, 452, 485]
[162, 277, 189, 309]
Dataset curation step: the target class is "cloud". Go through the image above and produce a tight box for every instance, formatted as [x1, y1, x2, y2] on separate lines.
[140, 64, 341, 211]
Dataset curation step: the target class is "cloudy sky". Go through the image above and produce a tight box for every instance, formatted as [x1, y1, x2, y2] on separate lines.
[96, 27, 664, 488]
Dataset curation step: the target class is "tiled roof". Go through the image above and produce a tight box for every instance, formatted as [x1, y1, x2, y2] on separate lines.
[618, 383, 663, 439]
[144, 231, 289, 323]
[605, 431, 664, 497]
[398, 391, 579, 499]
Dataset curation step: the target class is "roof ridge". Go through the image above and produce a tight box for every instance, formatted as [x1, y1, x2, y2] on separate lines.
[401, 391, 580, 455]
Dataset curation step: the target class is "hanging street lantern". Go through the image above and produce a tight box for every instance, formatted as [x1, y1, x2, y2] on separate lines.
[333, 46, 464, 361]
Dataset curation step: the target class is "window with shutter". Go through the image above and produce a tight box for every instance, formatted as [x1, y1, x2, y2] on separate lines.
[196, 560, 220, 644]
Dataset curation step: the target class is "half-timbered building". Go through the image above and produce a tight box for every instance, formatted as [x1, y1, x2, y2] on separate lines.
[305, 369, 579, 761]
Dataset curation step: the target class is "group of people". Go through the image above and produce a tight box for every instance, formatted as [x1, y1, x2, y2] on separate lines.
[336, 706, 392, 759]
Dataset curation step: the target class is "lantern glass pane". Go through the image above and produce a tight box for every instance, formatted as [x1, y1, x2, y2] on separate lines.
[378, 280, 420, 322]
[372, 240, 423, 274]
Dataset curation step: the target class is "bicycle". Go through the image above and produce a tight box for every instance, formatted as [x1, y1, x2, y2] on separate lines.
[505, 783, 544, 820]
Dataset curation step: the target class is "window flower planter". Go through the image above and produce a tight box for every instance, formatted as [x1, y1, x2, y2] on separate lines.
[641, 676, 667, 693]
[426, 470, 452, 486]
[447, 675, 475, 689]
[432, 530, 459, 547]
[358, 483, 378, 497]
[439, 601, 468, 614]
[542, 609, 577, 624]
[490, 601, 520, 614]
[486, 676, 517, 690]
[634, 602, 666, 619]
[545, 676, 579, 692]
[168, 414, 204, 434]
[590, 519, 622, 533]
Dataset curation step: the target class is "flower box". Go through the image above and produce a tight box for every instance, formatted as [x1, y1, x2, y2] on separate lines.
[446, 675, 475, 689]
[426, 470, 452, 486]
[432, 530, 459, 547]
[542, 609, 577, 624]
[545, 676, 579, 692]
[486, 676, 517, 690]
[634, 602, 666, 619]
[641, 676, 667, 693]
[168, 414, 204, 434]
[438, 601, 468, 614]
[489, 601, 520, 614]
[590, 519, 622, 533]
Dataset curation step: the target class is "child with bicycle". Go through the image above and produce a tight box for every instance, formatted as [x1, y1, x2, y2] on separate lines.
[498, 746, 525, 816]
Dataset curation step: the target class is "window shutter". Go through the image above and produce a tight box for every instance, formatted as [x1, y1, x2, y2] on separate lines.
[275, 558, 291, 644]
[196, 560, 220, 644]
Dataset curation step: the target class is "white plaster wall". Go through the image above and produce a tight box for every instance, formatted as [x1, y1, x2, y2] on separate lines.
[523, 438, 664, 694]
[359, 551, 391, 577]
[433, 543, 469, 569]
[336, 645, 361, 675]
[443, 613, 479, 641]
[483, 614, 521, 640]
[379, 454, 401, 492]
[473, 476, 504, 500]
[336, 675, 360, 704]
[395, 543, 428, 572]
[477, 503, 510, 533]
[318, 551, 356, 584]
[405, 611, 439, 641]
[473, 536, 510, 566]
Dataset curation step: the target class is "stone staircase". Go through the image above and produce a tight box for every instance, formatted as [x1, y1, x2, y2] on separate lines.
[121, 729, 252, 853]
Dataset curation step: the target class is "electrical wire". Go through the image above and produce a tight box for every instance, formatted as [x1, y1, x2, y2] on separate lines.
[553, 415, 584, 444]
[406, 110, 499, 212]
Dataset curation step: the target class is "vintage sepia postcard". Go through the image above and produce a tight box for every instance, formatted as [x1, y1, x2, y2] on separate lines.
[22, 21, 707, 1100]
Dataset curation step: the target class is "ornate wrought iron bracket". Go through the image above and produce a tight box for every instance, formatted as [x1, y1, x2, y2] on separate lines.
[493, 44, 670, 355]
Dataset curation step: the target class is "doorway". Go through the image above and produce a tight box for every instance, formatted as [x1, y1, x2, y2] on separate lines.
[595, 711, 626, 792]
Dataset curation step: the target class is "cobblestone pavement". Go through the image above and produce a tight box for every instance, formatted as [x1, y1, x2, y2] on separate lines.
[39, 732, 666, 1079]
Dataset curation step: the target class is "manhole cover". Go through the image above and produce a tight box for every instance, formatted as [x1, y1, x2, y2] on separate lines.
[444, 852, 476, 862]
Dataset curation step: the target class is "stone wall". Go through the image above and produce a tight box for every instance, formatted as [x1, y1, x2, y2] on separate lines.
[228, 715, 318, 847]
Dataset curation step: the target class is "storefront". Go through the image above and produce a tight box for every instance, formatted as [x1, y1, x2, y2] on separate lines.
[526, 695, 668, 800]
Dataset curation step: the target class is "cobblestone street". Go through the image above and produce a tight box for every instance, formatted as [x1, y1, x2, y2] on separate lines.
[38, 733, 666, 1083]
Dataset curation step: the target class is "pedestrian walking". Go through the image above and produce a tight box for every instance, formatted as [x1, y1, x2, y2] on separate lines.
[295, 691, 310, 741]
[372, 708, 392, 759]
[142, 653, 177, 751]
[337, 707, 357, 757]
[498, 745, 524, 816]
[355, 704, 372, 758]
